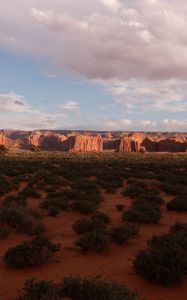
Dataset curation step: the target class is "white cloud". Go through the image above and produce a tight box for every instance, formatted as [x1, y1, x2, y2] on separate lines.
[97, 118, 132, 130]
[101, 0, 122, 12]
[0, 93, 69, 130]
[31, 8, 88, 32]
[108, 79, 187, 113]
[1, 0, 187, 81]
[60, 101, 80, 111]
[0, 0, 187, 131]
[94, 118, 187, 131]
[0, 93, 29, 112]
[0, 108, 70, 130]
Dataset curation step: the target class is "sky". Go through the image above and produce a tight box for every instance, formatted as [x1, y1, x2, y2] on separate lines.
[0, 0, 187, 131]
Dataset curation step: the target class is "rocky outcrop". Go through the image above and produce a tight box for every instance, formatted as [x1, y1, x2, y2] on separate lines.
[0, 131, 6, 145]
[0, 130, 187, 152]
[25, 131, 68, 150]
[157, 138, 187, 152]
[118, 134, 187, 153]
[68, 135, 103, 152]
[117, 133, 146, 152]
[0, 131, 20, 148]
[24, 131, 103, 152]
[27, 131, 42, 147]
[103, 139, 118, 151]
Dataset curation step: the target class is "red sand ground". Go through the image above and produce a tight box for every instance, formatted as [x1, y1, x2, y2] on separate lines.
[0, 181, 187, 300]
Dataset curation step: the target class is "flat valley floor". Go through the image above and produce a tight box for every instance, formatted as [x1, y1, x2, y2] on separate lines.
[0, 152, 186, 300]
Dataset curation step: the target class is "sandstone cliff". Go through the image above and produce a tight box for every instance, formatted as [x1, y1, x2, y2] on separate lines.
[25, 131, 68, 150]
[0, 131, 20, 148]
[118, 134, 187, 153]
[0, 131, 6, 145]
[0, 130, 187, 153]
[117, 133, 146, 152]
[24, 131, 103, 152]
[68, 135, 103, 152]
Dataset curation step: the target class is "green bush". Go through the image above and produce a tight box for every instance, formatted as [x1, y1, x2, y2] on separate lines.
[170, 221, 187, 234]
[59, 276, 136, 300]
[0, 207, 45, 235]
[71, 201, 97, 214]
[71, 179, 100, 193]
[91, 212, 110, 224]
[48, 207, 60, 217]
[73, 218, 107, 235]
[98, 174, 124, 191]
[133, 227, 187, 285]
[138, 194, 164, 205]
[0, 145, 8, 155]
[160, 182, 183, 195]
[0, 227, 10, 239]
[122, 181, 146, 198]
[25, 208, 43, 220]
[31, 222, 45, 236]
[3, 195, 26, 207]
[123, 199, 161, 224]
[110, 224, 139, 245]
[15, 276, 137, 300]
[166, 196, 187, 211]
[4, 236, 61, 269]
[73, 219, 95, 235]
[116, 204, 125, 212]
[40, 198, 69, 211]
[75, 232, 109, 253]
[15, 278, 58, 300]
[20, 187, 40, 199]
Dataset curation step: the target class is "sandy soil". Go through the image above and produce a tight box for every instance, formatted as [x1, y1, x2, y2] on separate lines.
[0, 182, 187, 300]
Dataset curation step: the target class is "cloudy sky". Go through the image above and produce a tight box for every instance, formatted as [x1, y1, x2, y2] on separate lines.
[0, 0, 187, 131]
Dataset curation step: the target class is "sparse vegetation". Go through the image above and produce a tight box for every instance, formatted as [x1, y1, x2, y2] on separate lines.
[75, 232, 109, 253]
[59, 276, 136, 300]
[0, 227, 10, 239]
[91, 212, 110, 224]
[0, 206, 45, 235]
[15, 278, 58, 300]
[0, 145, 8, 155]
[73, 217, 107, 235]
[133, 222, 187, 285]
[0, 152, 187, 299]
[123, 199, 161, 223]
[166, 196, 187, 211]
[4, 236, 61, 269]
[109, 224, 139, 245]
[15, 276, 137, 300]
[116, 204, 125, 212]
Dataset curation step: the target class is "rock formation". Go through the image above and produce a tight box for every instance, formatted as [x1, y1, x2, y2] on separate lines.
[118, 133, 187, 153]
[24, 131, 103, 152]
[0, 130, 187, 152]
[0, 130, 20, 148]
[117, 133, 146, 152]
[0, 131, 6, 145]
[27, 131, 42, 147]
[68, 135, 103, 152]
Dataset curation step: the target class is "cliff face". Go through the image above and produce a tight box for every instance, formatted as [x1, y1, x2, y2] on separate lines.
[117, 133, 146, 152]
[118, 134, 187, 153]
[68, 135, 103, 152]
[0, 131, 20, 148]
[27, 131, 42, 147]
[25, 131, 67, 150]
[40, 135, 68, 150]
[103, 139, 118, 150]
[0, 131, 6, 145]
[1, 130, 187, 153]
[24, 131, 103, 152]
[155, 139, 187, 152]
